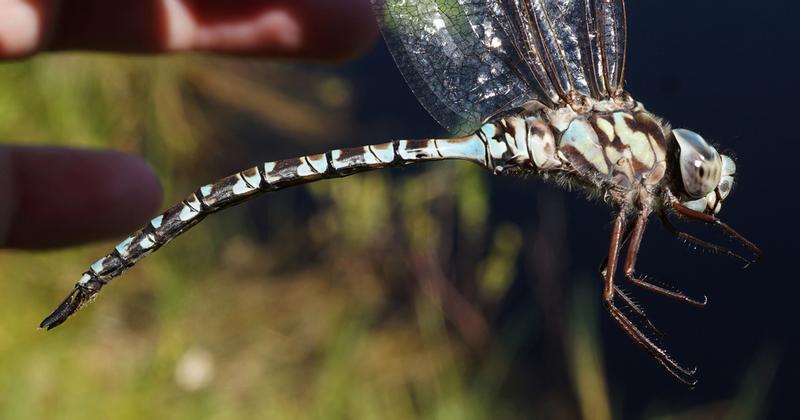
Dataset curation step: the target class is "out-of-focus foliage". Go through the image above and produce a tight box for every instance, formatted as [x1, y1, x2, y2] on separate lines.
[0, 55, 777, 419]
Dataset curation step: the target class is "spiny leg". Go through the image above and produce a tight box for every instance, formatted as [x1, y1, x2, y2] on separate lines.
[669, 200, 762, 263]
[623, 209, 707, 307]
[658, 211, 754, 267]
[598, 219, 661, 335]
[603, 211, 698, 386]
[613, 286, 663, 337]
[599, 214, 633, 279]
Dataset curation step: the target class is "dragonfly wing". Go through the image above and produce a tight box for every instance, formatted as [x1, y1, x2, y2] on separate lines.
[495, 0, 627, 104]
[595, 0, 627, 96]
[373, 0, 545, 135]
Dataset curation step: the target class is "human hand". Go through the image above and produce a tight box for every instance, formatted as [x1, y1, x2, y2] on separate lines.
[0, 0, 377, 249]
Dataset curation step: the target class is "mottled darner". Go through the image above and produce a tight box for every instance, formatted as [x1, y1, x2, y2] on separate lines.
[42, 0, 760, 386]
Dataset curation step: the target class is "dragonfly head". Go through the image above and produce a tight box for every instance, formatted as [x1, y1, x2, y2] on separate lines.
[669, 128, 735, 214]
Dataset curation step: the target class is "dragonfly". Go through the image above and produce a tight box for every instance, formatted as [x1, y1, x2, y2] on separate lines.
[41, 0, 760, 386]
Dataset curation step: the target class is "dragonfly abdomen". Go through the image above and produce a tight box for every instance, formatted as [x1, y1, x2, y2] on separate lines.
[40, 135, 505, 328]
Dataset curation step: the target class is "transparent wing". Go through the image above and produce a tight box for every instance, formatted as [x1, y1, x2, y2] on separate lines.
[373, 0, 545, 135]
[372, 0, 627, 134]
[493, 0, 627, 102]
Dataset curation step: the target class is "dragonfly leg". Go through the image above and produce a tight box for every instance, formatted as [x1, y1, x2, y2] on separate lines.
[623, 210, 707, 307]
[603, 211, 698, 386]
[613, 285, 663, 337]
[669, 200, 762, 264]
[598, 222, 661, 335]
[658, 211, 754, 267]
[598, 219, 632, 278]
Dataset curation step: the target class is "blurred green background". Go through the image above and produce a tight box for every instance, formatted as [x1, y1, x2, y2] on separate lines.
[0, 54, 776, 419]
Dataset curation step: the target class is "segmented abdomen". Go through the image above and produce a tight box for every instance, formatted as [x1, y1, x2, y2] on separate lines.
[74, 137, 493, 295]
[42, 113, 568, 329]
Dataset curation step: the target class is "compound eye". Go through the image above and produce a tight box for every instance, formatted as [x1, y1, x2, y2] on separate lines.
[673, 129, 722, 198]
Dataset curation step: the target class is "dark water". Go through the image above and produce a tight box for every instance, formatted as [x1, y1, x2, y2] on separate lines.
[333, 1, 799, 418]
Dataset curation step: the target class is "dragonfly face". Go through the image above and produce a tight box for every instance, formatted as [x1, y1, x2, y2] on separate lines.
[669, 128, 736, 215]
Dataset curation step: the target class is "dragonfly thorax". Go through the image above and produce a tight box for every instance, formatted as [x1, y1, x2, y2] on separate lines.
[483, 101, 674, 208]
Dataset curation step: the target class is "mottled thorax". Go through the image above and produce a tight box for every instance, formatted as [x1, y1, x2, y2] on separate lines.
[553, 105, 669, 192]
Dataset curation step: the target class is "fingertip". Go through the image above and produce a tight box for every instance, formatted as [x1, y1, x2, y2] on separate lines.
[10, 0, 381, 60]
[0, 0, 51, 59]
[297, 0, 380, 61]
[161, 0, 380, 60]
[3, 147, 164, 249]
[96, 150, 164, 229]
